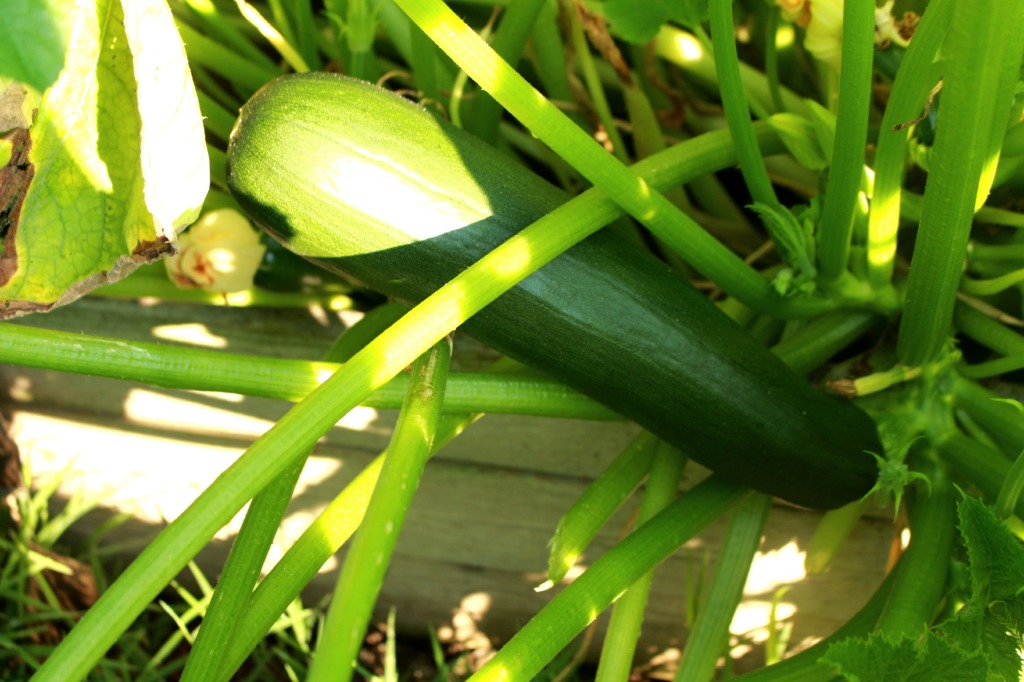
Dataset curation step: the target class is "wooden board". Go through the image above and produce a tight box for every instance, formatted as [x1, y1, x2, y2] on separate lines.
[1, 297, 893, 670]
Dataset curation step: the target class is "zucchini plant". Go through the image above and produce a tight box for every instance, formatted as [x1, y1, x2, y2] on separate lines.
[3, 0, 1024, 680]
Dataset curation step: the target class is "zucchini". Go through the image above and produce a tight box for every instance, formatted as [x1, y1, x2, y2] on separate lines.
[226, 73, 880, 509]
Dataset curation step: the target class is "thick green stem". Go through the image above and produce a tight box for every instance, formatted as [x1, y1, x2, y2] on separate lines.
[180, 458, 304, 682]
[866, 0, 952, 288]
[708, 0, 777, 206]
[896, 0, 1024, 365]
[817, 0, 876, 286]
[173, 19, 280, 96]
[936, 431, 1024, 519]
[874, 462, 955, 638]
[545, 432, 659, 586]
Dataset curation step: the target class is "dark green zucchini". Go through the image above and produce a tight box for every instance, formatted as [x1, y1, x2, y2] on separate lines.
[226, 72, 880, 509]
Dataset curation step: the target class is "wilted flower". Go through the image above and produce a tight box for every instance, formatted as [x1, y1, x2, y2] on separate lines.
[776, 0, 811, 26]
[166, 208, 266, 293]
[803, 0, 844, 67]
[777, 0, 913, 69]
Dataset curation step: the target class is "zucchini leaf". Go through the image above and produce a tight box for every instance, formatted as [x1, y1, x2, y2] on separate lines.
[936, 496, 1024, 682]
[0, 0, 72, 93]
[767, 112, 829, 171]
[823, 631, 988, 682]
[823, 496, 1024, 682]
[0, 0, 208, 317]
[747, 201, 817, 296]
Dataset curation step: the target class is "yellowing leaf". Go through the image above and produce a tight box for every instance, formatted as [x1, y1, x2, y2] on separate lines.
[0, 0, 208, 317]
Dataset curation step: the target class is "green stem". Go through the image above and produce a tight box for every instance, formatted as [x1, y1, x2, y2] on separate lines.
[902, 190, 1024, 229]
[959, 355, 1024, 380]
[936, 432, 1024, 519]
[804, 498, 868, 575]
[953, 299, 1024, 356]
[653, 25, 808, 117]
[266, 0, 296, 47]
[179, 457, 304, 682]
[545, 432, 659, 586]
[214, 414, 475, 682]
[764, 6, 786, 115]
[950, 376, 1024, 459]
[173, 18, 280, 96]
[816, 0, 875, 286]
[969, 242, 1024, 262]
[345, 0, 381, 81]
[408, 17, 442, 104]
[897, 0, 1024, 366]
[178, 0, 278, 70]
[770, 309, 881, 375]
[195, 89, 237, 143]
[866, 0, 952, 288]
[530, 0, 574, 107]
[234, 0, 311, 73]
[290, 0, 322, 70]
[563, 0, 629, 162]
[468, 478, 750, 682]
[94, 275, 354, 309]
[308, 339, 450, 682]
[960, 270, 1024, 297]
[708, 0, 777, 206]
[183, 302, 400, 681]
[594, 442, 685, 682]
[325, 301, 411, 362]
[874, 462, 955, 638]
[0, 323, 617, 420]
[673, 493, 772, 682]
[994, 450, 1024, 520]
[465, 0, 547, 144]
